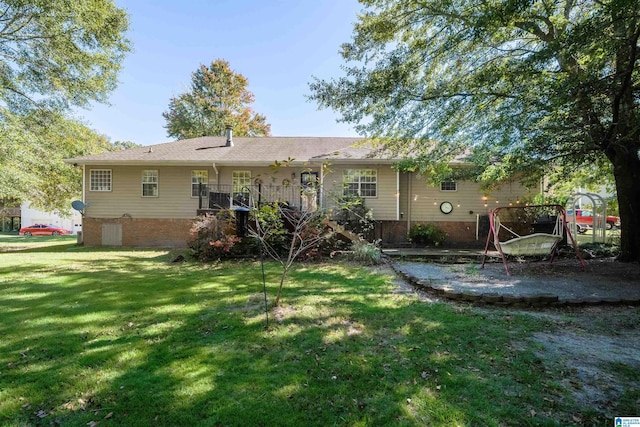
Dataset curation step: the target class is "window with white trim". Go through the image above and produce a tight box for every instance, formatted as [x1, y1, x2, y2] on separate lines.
[142, 170, 158, 197]
[343, 169, 377, 197]
[233, 170, 251, 194]
[440, 181, 457, 192]
[191, 170, 208, 197]
[90, 169, 112, 192]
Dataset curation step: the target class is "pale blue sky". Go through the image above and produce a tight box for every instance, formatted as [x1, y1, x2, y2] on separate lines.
[78, 0, 363, 146]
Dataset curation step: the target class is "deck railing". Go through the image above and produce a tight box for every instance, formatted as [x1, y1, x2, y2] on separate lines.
[198, 183, 327, 211]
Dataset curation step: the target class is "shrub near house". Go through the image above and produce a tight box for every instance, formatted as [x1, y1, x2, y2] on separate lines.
[408, 223, 447, 246]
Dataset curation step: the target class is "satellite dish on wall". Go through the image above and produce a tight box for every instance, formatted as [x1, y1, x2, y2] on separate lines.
[71, 200, 89, 215]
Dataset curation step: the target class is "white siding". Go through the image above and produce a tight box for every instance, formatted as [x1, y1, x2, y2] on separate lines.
[407, 174, 534, 222]
[84, 165, 325, 219]
[322, 165, 399, 220]
[82, 164, 534, 224]
[85, 166, 208, 219]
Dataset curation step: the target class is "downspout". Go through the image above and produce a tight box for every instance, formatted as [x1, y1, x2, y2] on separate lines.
[319, 163, 324, 210]
[82, 165, 86, 205]
[212, 163, 219, 184]
[396, 169, 400, 221]
[407, 173, 412, 237]
[81, 164, 86, 242]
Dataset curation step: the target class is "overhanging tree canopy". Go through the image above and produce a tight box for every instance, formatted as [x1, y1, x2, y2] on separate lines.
[0, 0, 130, 112]
[0, 110, 128, 213]
[0, 0, 131, 212]
[309, 0, 640, 262]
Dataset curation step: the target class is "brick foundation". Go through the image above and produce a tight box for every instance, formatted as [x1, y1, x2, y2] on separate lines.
[373, 221, 408, 244]
[82, 218, 489, 249]
[432, 221, 486, 247]
[375, 220, 489, 248]
[83, 218, 194, 248]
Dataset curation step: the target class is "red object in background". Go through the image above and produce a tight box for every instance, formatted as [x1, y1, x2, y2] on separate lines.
[19, 224, 72, 236]
[567, 209, 620, 231]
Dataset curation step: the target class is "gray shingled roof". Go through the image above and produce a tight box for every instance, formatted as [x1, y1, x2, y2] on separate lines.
[64, 136, 394, 166]
[64, 135, 475, 166]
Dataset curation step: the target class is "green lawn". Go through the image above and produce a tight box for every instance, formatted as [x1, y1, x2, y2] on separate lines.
[0, 238, 631, 426]
[574, 227, 621, 245]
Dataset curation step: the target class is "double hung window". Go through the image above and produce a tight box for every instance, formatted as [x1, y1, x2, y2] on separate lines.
[232, 170, 252, 194]
[343, 169, 377, 197]
[142, 170, 158, 197]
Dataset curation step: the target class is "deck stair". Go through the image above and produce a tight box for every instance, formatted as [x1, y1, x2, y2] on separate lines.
[325, 220, 361, 243]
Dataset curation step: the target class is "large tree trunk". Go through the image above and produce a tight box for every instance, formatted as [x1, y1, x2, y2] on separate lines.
[610, 147, 640, 263]
[609, 6, 640, 263]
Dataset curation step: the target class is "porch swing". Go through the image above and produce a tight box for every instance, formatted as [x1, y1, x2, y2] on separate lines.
[482, 204, 586, 275]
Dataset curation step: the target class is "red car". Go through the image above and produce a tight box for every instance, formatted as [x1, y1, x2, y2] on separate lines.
[566, 209, 621, 232]
[19, 224, 72, 236]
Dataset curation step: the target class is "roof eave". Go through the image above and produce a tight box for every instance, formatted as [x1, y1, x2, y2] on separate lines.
[309, 158, 397, 164]
[64, 159, 224, 167]
[64, 159, 324, 167]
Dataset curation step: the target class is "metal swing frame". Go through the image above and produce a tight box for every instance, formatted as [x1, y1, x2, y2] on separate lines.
[481, 204, 586, 275]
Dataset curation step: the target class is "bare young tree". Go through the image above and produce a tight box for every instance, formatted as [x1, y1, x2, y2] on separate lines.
[249, 204, 331, 307]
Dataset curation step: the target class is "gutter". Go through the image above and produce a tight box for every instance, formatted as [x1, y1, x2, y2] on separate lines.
[64, 159, 318, 167]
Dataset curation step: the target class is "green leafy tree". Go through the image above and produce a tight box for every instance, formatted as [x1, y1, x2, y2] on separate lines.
[0, 0, 131, 212]
[110, 140, 142, 151]
[0, 109, 123, 212]
[309, 0, 640, 262]
[163, 59, 271, 139]
[0, 0, 130, 113]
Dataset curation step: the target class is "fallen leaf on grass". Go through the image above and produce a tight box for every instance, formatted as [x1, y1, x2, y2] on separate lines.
[104, 412, 113, 419]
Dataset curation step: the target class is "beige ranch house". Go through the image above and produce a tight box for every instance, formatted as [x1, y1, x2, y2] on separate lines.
[65, 131, 534, 247]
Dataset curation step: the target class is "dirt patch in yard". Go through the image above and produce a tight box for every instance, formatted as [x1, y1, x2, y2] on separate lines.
[390, 258, 640, 420]
[529, 306, 640, 420]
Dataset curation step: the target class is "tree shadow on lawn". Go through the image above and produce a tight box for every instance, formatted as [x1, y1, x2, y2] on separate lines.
[0, 256, 611, 426]
[0, 234, 76, 246]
